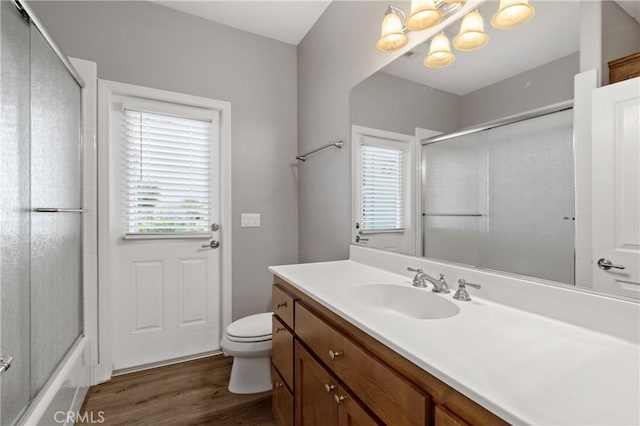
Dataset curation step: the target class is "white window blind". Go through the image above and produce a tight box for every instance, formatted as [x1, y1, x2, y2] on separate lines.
[123, 108, 212, 235]
[360, 144, 404, 231]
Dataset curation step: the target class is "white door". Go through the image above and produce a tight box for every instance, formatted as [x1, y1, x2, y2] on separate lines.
[352, 125, 415, 254]
[101, 81, 231, 370]
[592, 77, 640, 298]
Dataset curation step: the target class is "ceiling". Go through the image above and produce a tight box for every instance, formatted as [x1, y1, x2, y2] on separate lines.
[381, 1, 581, 96]
[151, 1, 332, 45]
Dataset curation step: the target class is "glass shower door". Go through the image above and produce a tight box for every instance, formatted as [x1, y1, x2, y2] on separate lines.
[29, 21, 83, 396]
[1, 4, 83, 423]
[0, 2, 32, 425]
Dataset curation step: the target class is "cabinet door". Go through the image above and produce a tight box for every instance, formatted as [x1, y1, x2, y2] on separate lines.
[295, 341, 338, 426]
[273, 367, 294, 426]
[336, 385, 381, 426]
[435, 406, 470, 426]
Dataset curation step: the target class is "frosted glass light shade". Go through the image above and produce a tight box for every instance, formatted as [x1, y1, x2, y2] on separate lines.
[376, 10, 409, 51]
[453, 10, 489, 51]
[406, 0, 441, 31]
[492, 0, 535, 29]
[425, 33, 455, 68]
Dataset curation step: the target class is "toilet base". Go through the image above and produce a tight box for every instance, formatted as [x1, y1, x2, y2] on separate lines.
[228, 355, 272, 394]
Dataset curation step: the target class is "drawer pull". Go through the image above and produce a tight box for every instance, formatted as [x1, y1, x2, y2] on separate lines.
[276, 327, 286, 333]
[276, 302, 288, 309]
[324, 384, 336, 393]
[329, 350, 341, 360]
[334, 394, 345, 405]
[274, 382, 284, 389]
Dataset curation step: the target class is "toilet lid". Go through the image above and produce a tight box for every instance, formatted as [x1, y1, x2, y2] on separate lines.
[226, 312, 273, 339]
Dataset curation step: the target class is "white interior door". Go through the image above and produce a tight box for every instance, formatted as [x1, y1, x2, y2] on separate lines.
[103, 83, 230, 370]
[352, 125, 415, 254]
[592, 77, 640, 298]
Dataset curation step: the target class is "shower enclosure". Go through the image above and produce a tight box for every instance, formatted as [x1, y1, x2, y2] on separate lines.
[422, 108, 575, 285]
[1, 1, 83, 424]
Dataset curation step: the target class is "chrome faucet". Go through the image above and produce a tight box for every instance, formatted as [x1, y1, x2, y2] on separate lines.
[406, 268, 451, 293]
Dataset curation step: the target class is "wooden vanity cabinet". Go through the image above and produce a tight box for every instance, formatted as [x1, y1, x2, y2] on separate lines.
[272, 276, 508, 426]
[295, 341, 380, 426]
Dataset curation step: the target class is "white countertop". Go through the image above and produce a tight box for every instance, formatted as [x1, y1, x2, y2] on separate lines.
[269, 260, 640, 426]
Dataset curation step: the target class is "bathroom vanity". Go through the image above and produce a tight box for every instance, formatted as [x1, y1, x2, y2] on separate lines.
[269, 246, 639, 426]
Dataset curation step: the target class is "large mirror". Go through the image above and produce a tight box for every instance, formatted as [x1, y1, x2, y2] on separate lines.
[350, 0, 640, 298]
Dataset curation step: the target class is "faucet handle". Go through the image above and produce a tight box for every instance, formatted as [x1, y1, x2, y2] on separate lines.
[457, 278, 481, 289]
[453, 278, 481, 301]
[407, 267, 424, 273]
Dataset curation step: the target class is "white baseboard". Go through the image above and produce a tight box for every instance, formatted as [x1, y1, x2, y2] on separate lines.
[19, 337, 91, 426]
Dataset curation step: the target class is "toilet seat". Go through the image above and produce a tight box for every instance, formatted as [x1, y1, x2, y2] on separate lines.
[224, 312, 273, 343]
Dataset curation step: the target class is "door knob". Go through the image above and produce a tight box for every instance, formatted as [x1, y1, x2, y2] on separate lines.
[597, 258, 625, 271]
[324, 384, 335, 393]
[201, 240, 220, 249]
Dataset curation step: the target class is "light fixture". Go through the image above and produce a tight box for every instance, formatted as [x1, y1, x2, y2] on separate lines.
[453, 9, 488, 51]
[492, 0, 535, 29]
[444, 0, 466, 3]
[376, 6, 410, 51]
[424, 32, 455, 68]
[406, 0, 441, 31]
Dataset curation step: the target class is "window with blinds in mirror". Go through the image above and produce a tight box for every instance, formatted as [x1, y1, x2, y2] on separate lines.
[360, 144, 405, 232]
[121, 101, 217, 237]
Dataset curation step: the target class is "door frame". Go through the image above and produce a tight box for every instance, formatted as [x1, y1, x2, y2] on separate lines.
[97, 80, 232, 382]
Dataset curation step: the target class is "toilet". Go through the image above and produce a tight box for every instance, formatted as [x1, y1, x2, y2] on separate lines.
[220, 312, 273, 394]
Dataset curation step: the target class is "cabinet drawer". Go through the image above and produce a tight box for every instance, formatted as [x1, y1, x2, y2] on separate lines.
[273, 284, 295, 328]
[435, 406, 470, 426]
[296, 303, 429, 426]
[272, 366, 294, 426]
[272, 315, 294, 390]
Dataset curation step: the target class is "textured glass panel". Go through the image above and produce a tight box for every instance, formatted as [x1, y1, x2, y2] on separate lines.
[422, 131, 488, 266]
[29, 26, 82, 395]
[486, 109, 575, 284]
[0, 3, 32, 424]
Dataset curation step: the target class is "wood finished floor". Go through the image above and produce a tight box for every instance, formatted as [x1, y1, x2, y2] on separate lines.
[78, 355, 276, 426]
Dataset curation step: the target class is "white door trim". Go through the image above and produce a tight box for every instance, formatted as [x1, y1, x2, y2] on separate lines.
[97, 80, 232, 382]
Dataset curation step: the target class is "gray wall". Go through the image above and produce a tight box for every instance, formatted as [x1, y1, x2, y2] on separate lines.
[350, 72, 460, 136]
[298, 1, 423, 262]
[602, 0, 640, 84]
[460, 52, 580, 128]
[31, 1, 298, 320]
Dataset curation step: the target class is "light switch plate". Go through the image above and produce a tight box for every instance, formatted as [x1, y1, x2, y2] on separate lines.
[241, 213, 261, 227]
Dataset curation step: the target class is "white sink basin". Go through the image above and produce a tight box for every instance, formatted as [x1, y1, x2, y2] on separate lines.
[347, 284, 460, 320]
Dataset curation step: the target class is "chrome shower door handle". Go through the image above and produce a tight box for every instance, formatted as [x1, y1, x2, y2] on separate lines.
[597, 258, 625, 271]
[0, 356, 13, 375]
[33, 208, 87, 213]
[201, 240, 220, 249]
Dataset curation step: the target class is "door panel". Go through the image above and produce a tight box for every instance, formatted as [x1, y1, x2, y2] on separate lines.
[592, 78, 640, 298]
[109, 92, 222, 369]
[295, 341, 338, 426]
[337, 385, 380, 426]
[352, 126, 416, 255]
